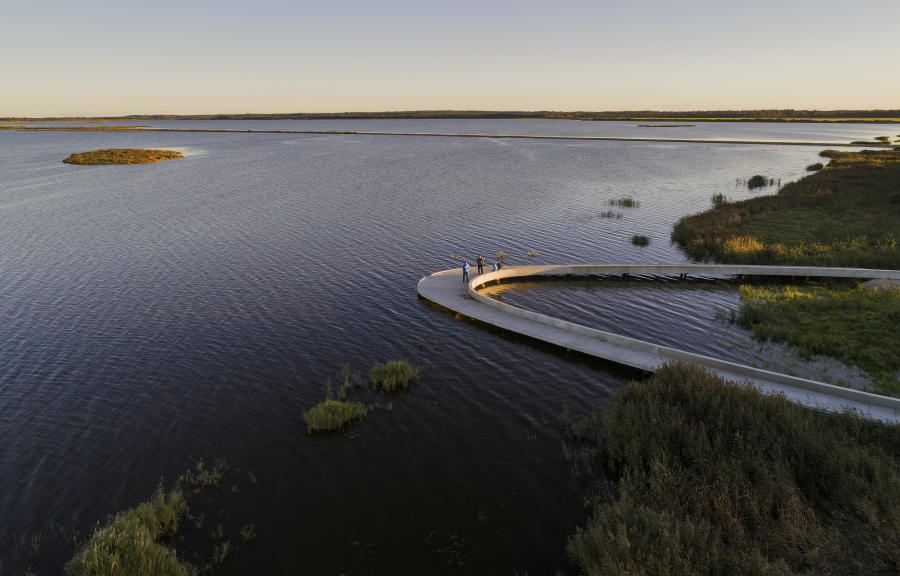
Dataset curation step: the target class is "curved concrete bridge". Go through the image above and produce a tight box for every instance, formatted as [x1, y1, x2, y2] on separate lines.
[417, 263, 900, 423]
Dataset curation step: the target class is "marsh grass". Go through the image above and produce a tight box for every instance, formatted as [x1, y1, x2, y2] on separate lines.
[630, 234, 650, 246]
[568, 363, 900, 576]
[64, 488, 194, 576]
[63, 149, 183, 165]
[599, 210, 622, 219]
[369, 360, 423, 392]
[806, 162, 824, 171]
[735, 282, 900, 396]
[526, 249, 541, 257]
[673, 149, 900, 268]
[303, 399, 370, 433]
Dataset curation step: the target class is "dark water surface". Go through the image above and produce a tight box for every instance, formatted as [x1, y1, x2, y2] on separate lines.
[0, 121, 885, 574]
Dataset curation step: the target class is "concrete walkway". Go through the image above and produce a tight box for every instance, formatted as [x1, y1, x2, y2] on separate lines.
[417, 264, 900, 423]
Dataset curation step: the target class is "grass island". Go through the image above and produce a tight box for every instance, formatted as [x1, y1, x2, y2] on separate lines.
[63, 148, 183, 165]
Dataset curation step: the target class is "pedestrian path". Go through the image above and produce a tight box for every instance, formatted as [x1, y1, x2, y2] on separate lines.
[417, 264, 900, 423]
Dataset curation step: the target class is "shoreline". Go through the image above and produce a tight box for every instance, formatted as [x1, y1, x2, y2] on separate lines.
[0, 124, 894, 148]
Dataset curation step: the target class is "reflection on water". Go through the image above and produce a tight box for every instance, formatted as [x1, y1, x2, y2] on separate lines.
[0, 120, 886, 574]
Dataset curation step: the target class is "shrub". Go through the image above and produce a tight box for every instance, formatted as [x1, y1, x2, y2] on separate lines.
[369, 360, 423, 392]
[568, 363, 900, 576]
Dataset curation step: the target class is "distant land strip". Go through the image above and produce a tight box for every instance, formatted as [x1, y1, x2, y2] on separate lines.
[2, 109, 900, 122]
[0, 124, 895, 148]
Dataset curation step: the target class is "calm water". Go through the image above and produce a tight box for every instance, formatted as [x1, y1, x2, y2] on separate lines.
[0, 120, 889, 574]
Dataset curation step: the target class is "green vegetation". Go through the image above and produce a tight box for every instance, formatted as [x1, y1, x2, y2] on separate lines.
[673, 149, 900, 268]
[568, 363, 900, 576]
[610, 197, 638, 208]
[806, 162, 824, 171]
[63, 149, 183, 165]
[303, 399, 370, 433]
[875, 135, 892, 143]
[630, 234, 650, 246]
[64, 488, 194, 576]
[368, 360, 423, 392]
[746, 174, 773, 189]
[496, 250, 506, 262]
[526, 249, 541, 257]
[736, 282, 900, 395]
[599, 210, 622, 219]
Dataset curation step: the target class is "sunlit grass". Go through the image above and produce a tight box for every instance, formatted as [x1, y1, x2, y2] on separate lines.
[303, 399, 370, 433]
[64, 488, 194, 576]
[736, 282, 900, 396]
[369, 360, 423, 392]
[63, 149, 183, 165]
[672, 149, 900, 268]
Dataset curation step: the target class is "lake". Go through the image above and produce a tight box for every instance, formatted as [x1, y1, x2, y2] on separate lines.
[0, 119, 893, 574]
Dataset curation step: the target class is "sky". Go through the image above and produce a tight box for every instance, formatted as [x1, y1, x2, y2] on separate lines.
[3, 0, 899, 116]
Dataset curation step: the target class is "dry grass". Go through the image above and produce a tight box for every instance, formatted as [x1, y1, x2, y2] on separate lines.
[63, 149, 183, 165]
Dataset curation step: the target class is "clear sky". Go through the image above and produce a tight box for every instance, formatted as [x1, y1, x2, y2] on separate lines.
[3, 0, 898, 116]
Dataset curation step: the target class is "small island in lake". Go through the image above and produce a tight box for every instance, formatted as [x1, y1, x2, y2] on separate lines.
[63, 148, 183, 165]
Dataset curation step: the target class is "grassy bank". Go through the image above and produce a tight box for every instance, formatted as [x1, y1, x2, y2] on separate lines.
[63, 149, 183, 165]
[671, 149, 899, 391]
[64, 488, 194, 576]
[568, 363, 900, 576]
[736, 283, 900, 395]
[672, 149, 900, 268]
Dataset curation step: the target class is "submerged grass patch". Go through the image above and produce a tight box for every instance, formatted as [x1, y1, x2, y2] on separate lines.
[303, 399, 370, 433]
[735, 282, 900, 396]
[568, 363, 900, 576]
[609, 197, 638, 208]
[369, 360, 423, 392]
[64, 488, 194, 576]
[630, 234, 650, 246]
[63, 148, 183, 165]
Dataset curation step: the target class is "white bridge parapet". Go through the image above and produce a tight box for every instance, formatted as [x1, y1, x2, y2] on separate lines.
[417, 264, 900, 423]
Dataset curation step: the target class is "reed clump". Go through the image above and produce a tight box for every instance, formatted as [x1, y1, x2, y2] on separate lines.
[63, 149, 183, 165]
[303, 399, 370, 433]
[369, 360, 423, 392]
[746, 174, 774, 189]
[610, 197, 639, 208]
[64, 488, 194, 576]
[567, 362, 900, 576]
[630, 234, 650, 246]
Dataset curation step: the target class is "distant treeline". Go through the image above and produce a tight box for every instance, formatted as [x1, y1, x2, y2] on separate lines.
[4, 109, 900, 122]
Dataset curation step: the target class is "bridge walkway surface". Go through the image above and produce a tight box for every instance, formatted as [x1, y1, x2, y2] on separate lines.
[417, 264, 900, 423]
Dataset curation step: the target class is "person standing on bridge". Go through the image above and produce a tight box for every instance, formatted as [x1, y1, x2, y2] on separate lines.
[476, 255, 484, 275]
[462, 260, 470, 283]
